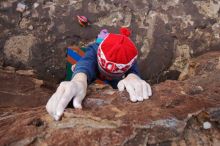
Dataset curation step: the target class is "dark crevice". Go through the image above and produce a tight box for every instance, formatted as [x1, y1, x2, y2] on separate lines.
[28, 118, 44, 127]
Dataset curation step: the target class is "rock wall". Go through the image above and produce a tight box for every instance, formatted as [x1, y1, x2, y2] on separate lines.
[0, 0, 220, 83]
[0, 51, 220, 146]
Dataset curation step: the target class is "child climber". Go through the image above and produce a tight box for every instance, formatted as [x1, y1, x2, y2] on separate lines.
[46, 28, 152, 120]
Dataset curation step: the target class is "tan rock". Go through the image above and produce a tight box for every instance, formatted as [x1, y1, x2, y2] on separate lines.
[4, 34, 36, 65]
[4, 66, 16, 72]
[16, 69, 35, 76]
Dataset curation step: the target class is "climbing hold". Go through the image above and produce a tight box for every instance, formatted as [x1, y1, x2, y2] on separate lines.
[77, 15, 89, 27]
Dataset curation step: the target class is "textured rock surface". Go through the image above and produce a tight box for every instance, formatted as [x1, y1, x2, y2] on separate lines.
[0, 52, 220, 146]
[0, 0, 220, 83]
[4, 34, 36, 66]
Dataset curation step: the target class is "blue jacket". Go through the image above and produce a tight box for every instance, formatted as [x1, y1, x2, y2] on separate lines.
[72, 42, 140, 89]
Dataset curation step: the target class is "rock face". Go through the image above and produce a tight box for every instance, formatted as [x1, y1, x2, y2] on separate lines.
[0, 0, 220, 83]
[0, 52, 220, 146]
[0, 70, 52, 108]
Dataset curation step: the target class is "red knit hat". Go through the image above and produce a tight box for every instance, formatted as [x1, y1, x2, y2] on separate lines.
[97, 27, 138, 76]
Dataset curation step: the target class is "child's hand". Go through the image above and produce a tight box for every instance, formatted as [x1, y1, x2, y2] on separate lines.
[46, 73, 87, 121]
[117, 73, 152, 102]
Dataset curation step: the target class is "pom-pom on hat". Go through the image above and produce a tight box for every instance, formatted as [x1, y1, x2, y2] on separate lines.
[97, 27, 138, 76]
